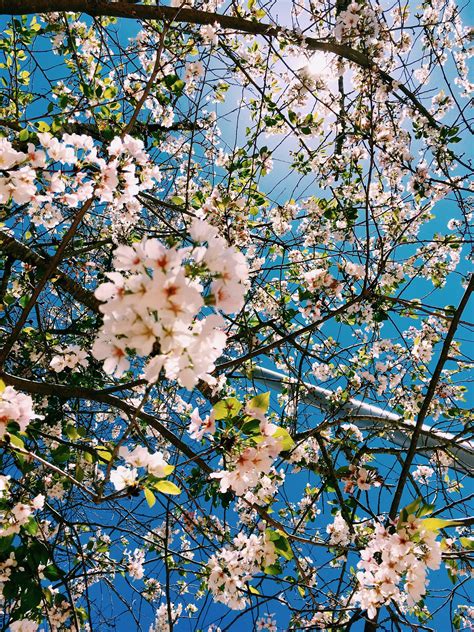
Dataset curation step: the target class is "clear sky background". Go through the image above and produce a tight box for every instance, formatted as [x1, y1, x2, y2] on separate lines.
[1, 2, 473, 630]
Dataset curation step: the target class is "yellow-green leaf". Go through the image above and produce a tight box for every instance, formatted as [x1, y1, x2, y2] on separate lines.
[96, 447, 112, 463]
[154, 480, 181, 495]
[265, 528, 294, 560]
[144, 487, 156, 508]
[247, 392, 270, 414]
[65, 425, 81, 441]
[418, 502, 436, 517]
[272, 427, 295, 451]
[422, 518, 458, 532]
[459, 537, 474, 550]
[398, 497, 422, 526]
[402, 497, 422, 517]
[0, 379, 5, 394]
[35, 121, 50, 133]
[8, 434, 25, 450]
[213, 397, 241, 420]
[170, 196, 185, 206]
[263, 563, 281, 575]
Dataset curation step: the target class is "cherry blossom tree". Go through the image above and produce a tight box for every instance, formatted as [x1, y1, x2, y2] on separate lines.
[0, 0, 472, 630]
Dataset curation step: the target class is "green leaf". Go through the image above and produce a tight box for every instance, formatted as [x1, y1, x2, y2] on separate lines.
[265, 529, 293, 560]
[418, 502, 436, 517]
[23, 518, 38, 535]
[213, 397, 242, 420]
[399, 497, 422, 525]
[272, 427, 295, 451]
[144, 487, 156, 508]
[170, 196, 185, 206]
[265, 529, 280, 542]
[274, 537, 293, 560]
[83, 451, 94, 464]
[43, 564, 63, 580]
[247, 392, 270, 414]
[19, 294, 31, 308]
[8, 434, 25, 450]
[154, 480, 181, 495]
[422, 518, 459, 532]
[65, 425, 81, 441]
[51, 445, 70, 463]
[20, 584, 42, 611]
[241, 419, 261, 435]
[171, 79, 185, 94]
[96, 447, 112, 463]
[0, 535, 14, 553]
[264, 563, 282, 575]
[29, 540, 50, 565]
[35, 120, 50, 132]
[163, 74, 185, 95]
[459, 537, 474, 550]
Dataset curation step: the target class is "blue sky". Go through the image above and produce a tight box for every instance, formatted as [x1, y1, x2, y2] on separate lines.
[0, 4, 473, 631]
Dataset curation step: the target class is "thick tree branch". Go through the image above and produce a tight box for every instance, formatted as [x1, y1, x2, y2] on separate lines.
[0, 230, 100, 312]
[0, 198, 94, 366]
[0, 118, 207, 139]
[0, 370, 213, 473]
[0, 371, 328, 550]
[0, 0, 439, 128]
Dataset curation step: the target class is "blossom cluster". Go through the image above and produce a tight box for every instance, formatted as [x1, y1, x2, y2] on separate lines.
[49, 344, 89, 373]
[9, 620, 39, 632]
[353, 518, 442, 618]
[207, 532, 277, 609]
[0, 133, 161, 231]
[327, 512, 352, 547]
[0, 382, 40, 439]
[125, 547, 146, 580]
[92, 217, 248, 389]
[342, 464, 382, 493]
[412, 465, 435, 484]
[256, 614, 277, 631]
[334, 1, 380, 43]
[110, 447, 173, 491]
[210, 415, 286, 497]
[149, 601, 183, 632]
[0, 484, 45, 538]
[188, 407, 216, 441]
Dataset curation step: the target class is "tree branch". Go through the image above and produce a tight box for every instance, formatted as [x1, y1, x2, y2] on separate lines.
[388, 275, 474, 521]
[0, 370, 213, 473]
[0, 230, 100, 312]
[0, 0, 440, 128]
